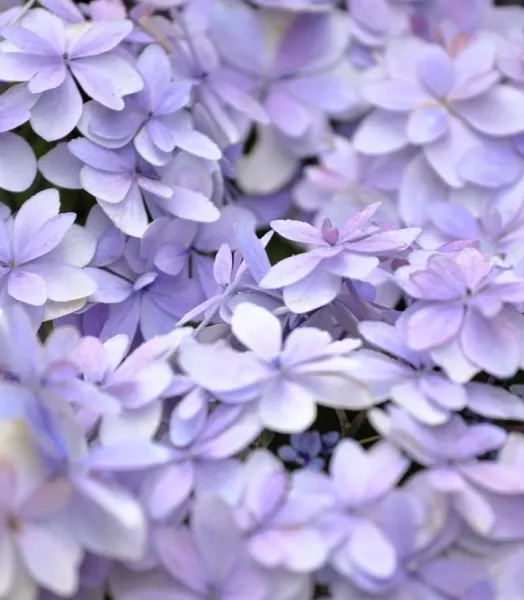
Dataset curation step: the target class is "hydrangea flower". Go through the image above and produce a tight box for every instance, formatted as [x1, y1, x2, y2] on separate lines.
[179, 302, 373, 432]
[0, 9, 143, 139]
[260, 203, 420, 313]
[355, 35, 524, 187]
[84, 219, 204, 342]
[354, 320, 524, 425]
[278, 430, 339, 470]
[395, 247, 524, 381]
[0, 189, 96, 325]
[79, 43, 221, 165]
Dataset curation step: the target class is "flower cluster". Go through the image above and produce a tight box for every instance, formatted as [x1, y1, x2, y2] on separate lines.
[2, 0, 524, 598]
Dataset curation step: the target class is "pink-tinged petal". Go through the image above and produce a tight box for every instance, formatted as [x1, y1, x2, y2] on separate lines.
[259, 379, 317, 433]
[418, 374, 467, 411]
[260, 253, 324, 289]
[70, 54, 143, 111]
[67, 20, 133, 58]
[419, 46, 454, 98]
[407, 105, 449, 145]
[0, 132, 36, 192]
[265, 88, 312, 138]
[8, 270, 47, 305]
[354, 110, 409, 155]
[38, 143, 82, 189]
[455, 86, 524, 137]
[424, 116, 478, 187]
[30, 73, 82, 141]
[283, 268, 341, 313]
[403, 302, 464, 350]
[232, 303, 282, 360]
[460, 309, 520, 378]
[362, 79, 427, 111]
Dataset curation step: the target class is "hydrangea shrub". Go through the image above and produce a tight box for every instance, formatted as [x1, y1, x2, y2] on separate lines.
[2, 0, 524, 598]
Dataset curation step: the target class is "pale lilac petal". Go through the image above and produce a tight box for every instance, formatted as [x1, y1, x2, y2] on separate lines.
[403, 302, 464, 350]
[259, 379, 317, 433]
[354, 111, 409, 155]
[231, 303, 281, 360]
[68, 20, 133, 58]
[7, 270, 47, 305]
[460, 309, 520, 378]
[362, 79, 428, 111]
[70, 54, 143, 110]
[456, 86, 524, 136]
[24, 264, 96, 302]
[283, 269, 341, 313]
[266, 88, 312, 137]
[458, 142, 522, 188]
[407, 105, 449, 145]
[0, 132, 36, 192]
[31, 73, 82, 141]
[80, 166, 132, 203]
[424, 116, 478, 187]
[419, 46, 454, 98]
[260, 253, 324, 289]
[38, 143, 82, 189]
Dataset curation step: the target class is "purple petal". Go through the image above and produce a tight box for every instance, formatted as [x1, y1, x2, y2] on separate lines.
[0, 132, 36, 192]
[31, 73, 82, 141]
[68, 20, 133, 59]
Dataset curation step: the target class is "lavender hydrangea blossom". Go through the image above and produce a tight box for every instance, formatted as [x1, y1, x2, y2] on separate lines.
[0, 189, 96, 325]
[1, 0, 524, 597]
[0, 9, 143, 140]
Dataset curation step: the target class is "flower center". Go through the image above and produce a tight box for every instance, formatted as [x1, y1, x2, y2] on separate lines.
[321, 218, 339, 245]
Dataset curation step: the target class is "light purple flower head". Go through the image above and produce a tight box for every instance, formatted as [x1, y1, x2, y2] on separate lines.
[0, 9, 143, 140]
[84, 219, 204, 342]
[79, 43, 221, 165]
[395, 247, 524, 382]
[179, 302, 372, 433]
[355, 34, 524, 187]
[353, 320, 524, 426]
[260, 203, 420, 313]
[0, 189, 96, 325]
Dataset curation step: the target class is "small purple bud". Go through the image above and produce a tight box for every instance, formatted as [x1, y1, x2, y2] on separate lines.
[321, 219, 339, 245]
